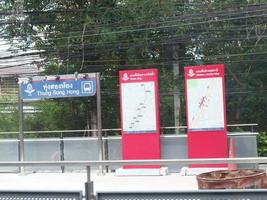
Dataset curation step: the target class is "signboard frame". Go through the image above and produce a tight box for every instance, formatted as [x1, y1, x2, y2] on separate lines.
[19, 74, 97, 100]
[184, 64, 228, 168]
[119, 69, 161, 168]
[17, 73, 103, 173]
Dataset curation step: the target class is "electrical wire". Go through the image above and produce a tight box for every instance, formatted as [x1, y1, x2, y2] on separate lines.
[1, 1, 266, 28]
[25, 5, 267, 36]
[1, 4, 267, 39]
[1, 39, 267, 69]
[0, 3, 266, 74]
[1, 5, 266, 45]
[22, 12, 267, 42]
[20, 21, 266, 51]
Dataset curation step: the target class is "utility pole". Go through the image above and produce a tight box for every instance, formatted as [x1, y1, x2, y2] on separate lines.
[172, 46, 180, 134]
[14, 0, 25, 174]
[13, 0, 24, 17]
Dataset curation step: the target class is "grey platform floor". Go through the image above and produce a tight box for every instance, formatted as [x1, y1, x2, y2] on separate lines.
[0, 172, 198, 193]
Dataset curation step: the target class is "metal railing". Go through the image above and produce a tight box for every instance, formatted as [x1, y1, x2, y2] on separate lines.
[0, 191, 82, 200]
[96, 190, 267, 200]
[1, 157, 266, 167]
[0, 131, 259, 173]
[0, 123, 258, 136]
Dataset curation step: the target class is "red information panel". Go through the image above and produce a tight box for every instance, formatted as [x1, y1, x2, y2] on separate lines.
[184, 64, 228, 168]
[119, 69, 160, 168]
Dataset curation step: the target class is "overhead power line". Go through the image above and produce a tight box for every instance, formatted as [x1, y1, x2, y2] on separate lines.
[1, 3, 267, 33]
[0, 2, 266, 74]
[21, 13, 267, 43]
[1, 33, 266, 68]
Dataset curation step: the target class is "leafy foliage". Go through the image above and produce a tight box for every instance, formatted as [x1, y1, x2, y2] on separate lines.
[257, 132, 267, 156]
[0, 0, 266, 137]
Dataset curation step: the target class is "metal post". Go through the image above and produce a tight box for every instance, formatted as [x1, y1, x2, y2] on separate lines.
[60, 132, 65, 173]
[103, 135, 109, 173]
[18, 83, 25, 174]
[96, 73, 104, 174]
[85, 166, 94, 200]
[251, 124, 254, 133]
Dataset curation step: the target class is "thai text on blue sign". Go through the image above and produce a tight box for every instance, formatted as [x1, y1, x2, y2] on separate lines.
[19, 74, 97, 100]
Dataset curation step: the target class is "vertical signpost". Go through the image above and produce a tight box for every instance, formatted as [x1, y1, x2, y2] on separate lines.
[18, 83, 25, 174]
[119, 69, 161, 169]
[184, 64, 228, 168]
[18, 73, 102, 172]
[96, 73, 104, 174]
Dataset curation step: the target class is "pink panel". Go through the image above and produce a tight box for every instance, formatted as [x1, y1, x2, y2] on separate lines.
[187, 131, 228, 168]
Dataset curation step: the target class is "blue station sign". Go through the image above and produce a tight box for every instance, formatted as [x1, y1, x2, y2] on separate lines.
[19, 74, 97, 100]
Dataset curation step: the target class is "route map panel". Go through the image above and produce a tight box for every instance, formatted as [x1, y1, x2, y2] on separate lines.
[121, 81, 156, 133]
[187, 77, 224, 131]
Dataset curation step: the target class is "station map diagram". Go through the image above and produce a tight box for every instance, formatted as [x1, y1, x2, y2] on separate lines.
[187, 77, 224, 131]
[121, 81, 156, 133]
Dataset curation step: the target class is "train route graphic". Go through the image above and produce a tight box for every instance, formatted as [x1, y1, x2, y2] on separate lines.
[187, 77, 224, 131]
[121, 81, 156, 133]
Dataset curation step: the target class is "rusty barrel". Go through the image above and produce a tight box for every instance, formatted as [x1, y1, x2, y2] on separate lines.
[197, 169, 267, 189]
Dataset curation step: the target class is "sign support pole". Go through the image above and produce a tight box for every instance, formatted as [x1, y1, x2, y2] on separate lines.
[18, 83, 25, 174]
[96, 73, 104, 174]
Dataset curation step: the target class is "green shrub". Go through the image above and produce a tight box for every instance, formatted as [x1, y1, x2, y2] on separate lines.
[257, 132, 267, 156]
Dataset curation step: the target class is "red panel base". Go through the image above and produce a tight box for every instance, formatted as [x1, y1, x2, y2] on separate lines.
[187, 131, 228, 168]
[122, 134, 160, 169]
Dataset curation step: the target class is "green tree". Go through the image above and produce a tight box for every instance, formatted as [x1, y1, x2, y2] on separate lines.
[1, 0, 185, 133]
[0, 0, 266, 134]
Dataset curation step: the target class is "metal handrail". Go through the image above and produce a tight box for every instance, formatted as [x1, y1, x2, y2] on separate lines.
[0, 157, 266, 167]
[0, 123, 258, 135]
[0, 132, 258, 142]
